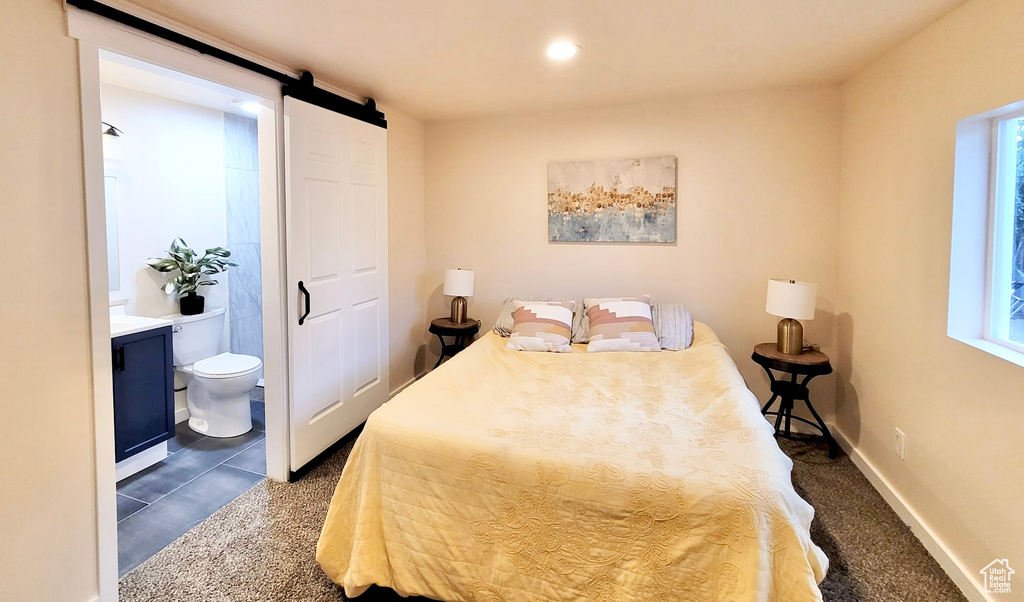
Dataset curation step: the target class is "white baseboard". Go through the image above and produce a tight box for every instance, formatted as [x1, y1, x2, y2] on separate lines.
[389, 372, 426, 399]
[831, 427, 993, 602]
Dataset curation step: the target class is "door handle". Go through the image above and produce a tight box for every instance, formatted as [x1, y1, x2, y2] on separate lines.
[112, 347, 125, 372]
[298, 280, 311, 326]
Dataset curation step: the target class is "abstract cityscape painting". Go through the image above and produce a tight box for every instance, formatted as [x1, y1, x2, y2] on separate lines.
[548, 156, 677, 243]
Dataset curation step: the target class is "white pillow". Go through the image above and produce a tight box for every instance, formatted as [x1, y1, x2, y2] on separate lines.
[584, 296, 661, 353]
[493, 297, 583, 339]
[577, 301, 694, 350]
[576, 295, 653, 344]
[651, 304, 694, 350]
[505, 301, 575, 353]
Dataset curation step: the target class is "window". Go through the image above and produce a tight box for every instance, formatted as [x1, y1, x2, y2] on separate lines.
[988, 114, 1024, 350]
[948, 100, 1024, 367]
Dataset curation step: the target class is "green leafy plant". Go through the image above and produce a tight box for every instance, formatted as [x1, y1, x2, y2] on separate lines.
[146, 237, 238, 296]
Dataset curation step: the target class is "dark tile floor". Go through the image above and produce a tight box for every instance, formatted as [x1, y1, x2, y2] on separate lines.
[116, 388, 266, 577]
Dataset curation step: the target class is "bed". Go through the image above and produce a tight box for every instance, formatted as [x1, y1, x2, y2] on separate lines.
[317, 323, 828, 601]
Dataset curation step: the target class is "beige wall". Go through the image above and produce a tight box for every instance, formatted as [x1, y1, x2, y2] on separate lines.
[385, 107, 430, 390]
[838, 0, 1024, 587]
[0, 1, 99, 601]
[424, 86, 842, 413]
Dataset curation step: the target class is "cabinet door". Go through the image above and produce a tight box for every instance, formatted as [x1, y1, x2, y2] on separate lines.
[112, 327, 174, 462]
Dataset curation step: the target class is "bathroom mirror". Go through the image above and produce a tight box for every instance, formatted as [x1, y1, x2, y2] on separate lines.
[104, 175, 120, 293]
[104, 159, 131, 306]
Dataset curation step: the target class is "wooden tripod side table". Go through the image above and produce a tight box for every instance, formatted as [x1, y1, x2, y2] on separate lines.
[751, 343, 838, 459]
[429, 318, 481, 369]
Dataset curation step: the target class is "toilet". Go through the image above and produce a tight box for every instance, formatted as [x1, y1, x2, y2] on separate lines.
[168, 307, 262, 438]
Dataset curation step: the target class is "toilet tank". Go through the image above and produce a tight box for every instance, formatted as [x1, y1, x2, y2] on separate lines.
[167, 307, 226, 366]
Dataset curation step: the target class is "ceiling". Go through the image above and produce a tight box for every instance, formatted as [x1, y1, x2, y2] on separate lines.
[99, 50, 266, 117]
[117, 0, 967, 121]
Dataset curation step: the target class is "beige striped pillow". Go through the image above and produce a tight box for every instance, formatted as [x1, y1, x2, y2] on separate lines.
[506, 301, 575, 353]
[584, 296, 661, 352]
[493, 297, 584, 339]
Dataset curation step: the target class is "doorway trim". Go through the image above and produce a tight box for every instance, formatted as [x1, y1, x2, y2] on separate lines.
[69, 8, 292, 600]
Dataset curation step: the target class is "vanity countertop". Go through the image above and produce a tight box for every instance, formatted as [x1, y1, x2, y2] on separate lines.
[110, 314, 173, 338]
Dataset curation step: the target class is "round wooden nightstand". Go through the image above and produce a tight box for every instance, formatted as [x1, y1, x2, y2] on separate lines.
[429, 318, 481, 368]
[751, 343, 838, 459]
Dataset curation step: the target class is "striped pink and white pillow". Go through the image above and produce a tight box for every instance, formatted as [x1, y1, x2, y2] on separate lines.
[506, 301, 575, 353]
[584, 296, 661, 352]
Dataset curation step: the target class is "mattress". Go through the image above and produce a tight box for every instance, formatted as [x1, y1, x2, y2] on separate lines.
[317, 324, 827, 601]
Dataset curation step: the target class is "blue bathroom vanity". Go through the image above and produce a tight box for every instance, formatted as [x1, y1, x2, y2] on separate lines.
[110, 315, 175, 480]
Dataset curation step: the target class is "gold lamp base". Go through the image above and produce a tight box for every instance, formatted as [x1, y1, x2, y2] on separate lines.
[777, 318, 804, 355]
[450, 296, 468, 323]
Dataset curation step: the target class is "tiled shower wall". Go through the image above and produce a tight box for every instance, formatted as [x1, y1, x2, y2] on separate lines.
[224, 113, 263, 372]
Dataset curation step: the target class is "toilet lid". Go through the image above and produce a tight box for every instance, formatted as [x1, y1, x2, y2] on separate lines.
[193, 353, 262, 379]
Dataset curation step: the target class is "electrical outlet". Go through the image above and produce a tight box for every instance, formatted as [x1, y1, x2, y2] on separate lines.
[894, 427, 906, 460]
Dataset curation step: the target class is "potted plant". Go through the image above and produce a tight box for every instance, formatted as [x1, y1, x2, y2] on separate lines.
[146, 237, 238, 315]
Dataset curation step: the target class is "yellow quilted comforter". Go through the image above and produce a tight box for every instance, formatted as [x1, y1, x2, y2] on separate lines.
[317, 324, 827, 601]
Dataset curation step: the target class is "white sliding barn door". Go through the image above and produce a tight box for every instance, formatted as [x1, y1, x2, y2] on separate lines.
[284, 97, 389, 471]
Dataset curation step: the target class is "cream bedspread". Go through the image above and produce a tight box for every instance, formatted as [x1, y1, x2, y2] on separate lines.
[317, 324, 827, 601]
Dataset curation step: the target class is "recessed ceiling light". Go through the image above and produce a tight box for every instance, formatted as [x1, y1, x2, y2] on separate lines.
[546, 41, 580, 61]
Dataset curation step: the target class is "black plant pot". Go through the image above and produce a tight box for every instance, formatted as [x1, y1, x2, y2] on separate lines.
[179, 292, 205, 316]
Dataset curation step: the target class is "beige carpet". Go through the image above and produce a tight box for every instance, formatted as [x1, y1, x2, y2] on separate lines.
[119, 434, 967, 602]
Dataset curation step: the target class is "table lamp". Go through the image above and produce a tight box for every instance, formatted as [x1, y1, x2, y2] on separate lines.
[766, 278, 817, 355]
[444, 268, 474, 323]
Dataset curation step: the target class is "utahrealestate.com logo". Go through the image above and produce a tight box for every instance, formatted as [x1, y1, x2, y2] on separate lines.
[980, 559, 1014, 594]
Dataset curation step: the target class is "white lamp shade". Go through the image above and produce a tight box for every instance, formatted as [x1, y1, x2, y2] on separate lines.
[102, 134, 123, 162]
[766, 278, 817, 320]
[443, 269, 475, 297]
